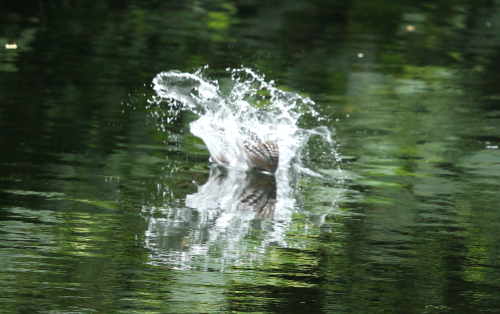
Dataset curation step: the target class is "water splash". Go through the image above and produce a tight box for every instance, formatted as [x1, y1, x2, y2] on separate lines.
[151, 68, 332, 172]
[145, 68, 338, 270]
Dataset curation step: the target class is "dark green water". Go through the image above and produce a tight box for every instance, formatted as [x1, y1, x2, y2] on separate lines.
[1, 1, 500, 313]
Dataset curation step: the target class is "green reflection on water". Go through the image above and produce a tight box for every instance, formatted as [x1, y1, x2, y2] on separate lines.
[1, 0, 500, 313]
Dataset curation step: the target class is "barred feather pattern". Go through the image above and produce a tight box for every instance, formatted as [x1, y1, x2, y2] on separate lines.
[238, 172, 277, 219]
[239, 187, 276, 219]
[244, 141, 279, 173]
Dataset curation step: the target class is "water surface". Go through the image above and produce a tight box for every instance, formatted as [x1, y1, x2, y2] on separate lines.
[1, 1, 500, 313]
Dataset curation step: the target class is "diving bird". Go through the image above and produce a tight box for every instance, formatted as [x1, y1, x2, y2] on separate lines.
[244, 141, 279, 174]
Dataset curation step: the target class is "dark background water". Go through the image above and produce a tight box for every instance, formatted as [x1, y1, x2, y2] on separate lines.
[1, 1, 500, 313]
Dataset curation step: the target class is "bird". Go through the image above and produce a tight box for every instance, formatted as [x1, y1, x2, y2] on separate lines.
[244, 141, 279, 174]
[209, 126, 279, 174]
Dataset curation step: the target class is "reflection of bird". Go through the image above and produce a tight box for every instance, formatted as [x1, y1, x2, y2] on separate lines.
[186, 163, 278, 219]
[244, 141, 279, 174]
[238, 171, 277, 219]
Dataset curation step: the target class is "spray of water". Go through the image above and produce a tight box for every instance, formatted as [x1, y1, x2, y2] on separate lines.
[145, 68, 338, 270]
[151, 68, 332, 173]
